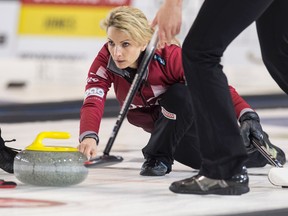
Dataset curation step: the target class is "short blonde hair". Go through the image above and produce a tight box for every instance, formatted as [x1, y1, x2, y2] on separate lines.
[101, 6, 154, 46]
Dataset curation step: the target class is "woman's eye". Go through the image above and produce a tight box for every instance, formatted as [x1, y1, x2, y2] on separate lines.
[122, 42, 129, 47]
[108, 41, 114, 46]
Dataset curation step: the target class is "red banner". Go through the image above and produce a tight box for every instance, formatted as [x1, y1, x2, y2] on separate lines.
[21, 0, 131, 6]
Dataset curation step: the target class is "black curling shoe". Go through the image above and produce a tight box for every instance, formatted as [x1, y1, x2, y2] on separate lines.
[0, 128, 19, 174]
[140, 158, 169, 176]
[169, 167, 249, 195]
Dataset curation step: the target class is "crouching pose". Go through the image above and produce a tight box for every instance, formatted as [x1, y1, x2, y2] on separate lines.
[77, 6, 286, 177]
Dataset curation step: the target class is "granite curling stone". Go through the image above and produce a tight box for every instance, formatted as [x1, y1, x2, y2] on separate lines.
[14, 131, 88, 186]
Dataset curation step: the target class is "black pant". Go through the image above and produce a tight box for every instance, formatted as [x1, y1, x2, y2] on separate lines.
[182, 0, 288, 179]
[142, 83, 268, 172]
[142, 83, 202, 172]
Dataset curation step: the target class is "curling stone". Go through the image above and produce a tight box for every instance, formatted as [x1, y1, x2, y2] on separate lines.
[14, 131, 88, 187]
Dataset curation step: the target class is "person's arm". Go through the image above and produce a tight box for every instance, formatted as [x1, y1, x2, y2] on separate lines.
[151, 0, 183, 48]
[229, 85, 253, 118]
[229, 85, 264, 151]
[78, 45, 112, 159]
[163, 45, 186, 83]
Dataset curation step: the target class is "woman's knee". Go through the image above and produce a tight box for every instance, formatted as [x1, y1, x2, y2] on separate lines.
[160, 84, 192, 111]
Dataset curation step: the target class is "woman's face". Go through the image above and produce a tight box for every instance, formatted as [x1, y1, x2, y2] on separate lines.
[107, 26, 147, 69]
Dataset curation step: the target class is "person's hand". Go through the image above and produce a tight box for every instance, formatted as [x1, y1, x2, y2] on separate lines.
[151, 0, 182, 48]
[239, 111, 264, 153]
[77, 138, 97, 160]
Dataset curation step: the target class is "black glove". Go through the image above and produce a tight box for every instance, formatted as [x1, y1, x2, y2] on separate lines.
[239, 111, 264, 153]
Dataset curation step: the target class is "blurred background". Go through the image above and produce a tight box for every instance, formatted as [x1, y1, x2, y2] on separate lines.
[0, 0, 286, 123]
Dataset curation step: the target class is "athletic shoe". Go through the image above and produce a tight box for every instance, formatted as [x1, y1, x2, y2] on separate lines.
[169, 167, 249, 195]
[0, 129, 19, 174]
[0, 179, 17, 188]
[140, 158, 169, 176]
[262, 131, 286, 166]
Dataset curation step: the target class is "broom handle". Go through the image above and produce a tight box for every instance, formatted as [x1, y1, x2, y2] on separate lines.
[103, 29, 159, 155]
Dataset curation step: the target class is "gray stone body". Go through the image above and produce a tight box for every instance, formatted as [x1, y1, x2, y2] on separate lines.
[14, 150, 88, 186]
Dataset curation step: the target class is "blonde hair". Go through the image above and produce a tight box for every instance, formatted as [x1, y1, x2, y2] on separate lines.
[101, 6, 181, 47]
[101, 6, 154, 46]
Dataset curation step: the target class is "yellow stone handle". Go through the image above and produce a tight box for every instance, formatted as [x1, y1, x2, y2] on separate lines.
[25, 131, 77, 152]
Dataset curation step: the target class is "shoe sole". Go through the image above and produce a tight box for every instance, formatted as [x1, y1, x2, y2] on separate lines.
[169, 185, 249, 195]
[140, 169, 166, 176]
